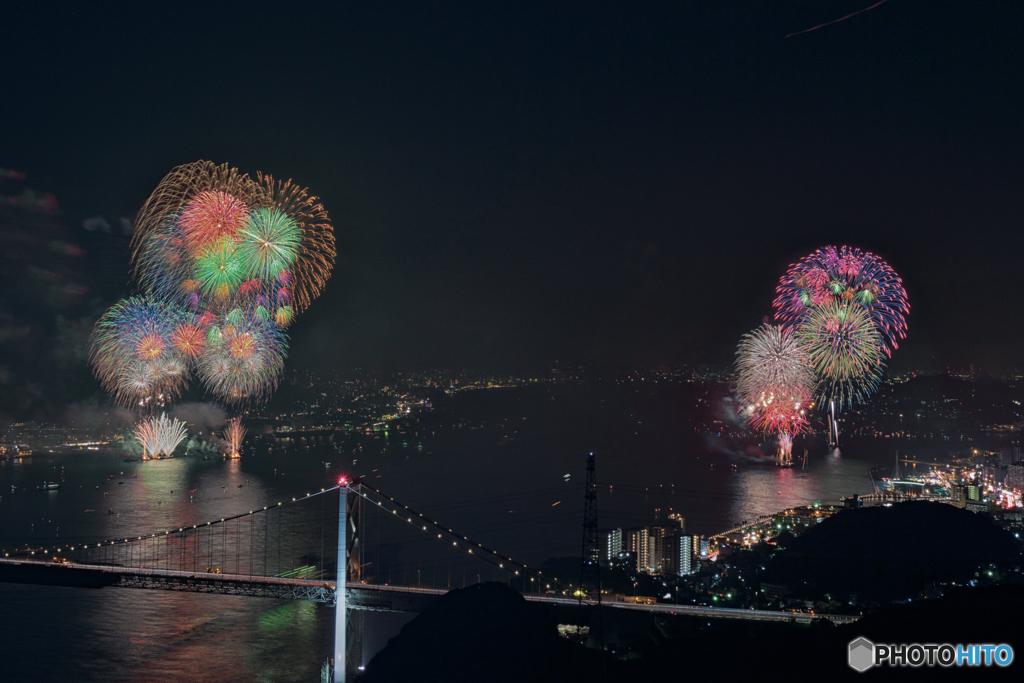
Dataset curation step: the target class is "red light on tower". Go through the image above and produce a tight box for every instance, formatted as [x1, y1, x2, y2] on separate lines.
[338, 476, 348, 487]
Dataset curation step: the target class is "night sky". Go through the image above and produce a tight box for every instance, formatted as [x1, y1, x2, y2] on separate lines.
[3, 1, 1024, 381]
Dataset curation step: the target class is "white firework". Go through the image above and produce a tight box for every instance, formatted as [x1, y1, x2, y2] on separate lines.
[135, 413, 189, 457]
[223, 418, 247, 458]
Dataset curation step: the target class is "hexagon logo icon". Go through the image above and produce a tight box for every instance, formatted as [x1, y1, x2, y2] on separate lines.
[849, 637, 875, 672]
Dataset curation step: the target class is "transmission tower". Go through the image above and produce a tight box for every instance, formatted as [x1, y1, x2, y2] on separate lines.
[578, 452, 601, 605]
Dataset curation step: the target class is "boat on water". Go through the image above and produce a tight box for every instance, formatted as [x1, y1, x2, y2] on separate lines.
[42, 481, 60, 490]
[124, 456, 140, 463]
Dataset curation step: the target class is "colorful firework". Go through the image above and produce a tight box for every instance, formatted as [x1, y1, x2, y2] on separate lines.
[774, 245, 908, 356]
[133, 215, 194, 307]
[102, 160, 334, 412]
[223, 418, 246, 458]
[196, 313, 288, 405]
[130, 163, 334, 321]
[131, 161, 266, 268]
[274, 305, 294, 327]
[795, 299, 885, 410]
[89, 297, 192, 405]
[734, 324, 815, 461]
[135, 413, 189, 458]
[256, 173, 335, 313]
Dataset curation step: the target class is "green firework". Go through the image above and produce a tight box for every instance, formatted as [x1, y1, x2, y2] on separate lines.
[238, 207, 301, 281]
[796, 300, 884, 409]
[194, 238, 246, 298]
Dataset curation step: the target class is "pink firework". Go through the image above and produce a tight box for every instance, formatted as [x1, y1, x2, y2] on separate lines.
[179, 190, 249, 250]
[774, 245, 908, 356]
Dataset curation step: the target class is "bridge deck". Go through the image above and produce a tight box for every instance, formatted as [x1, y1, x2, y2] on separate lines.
[0, 559, 858, 623]
[0, 558, 337, 603]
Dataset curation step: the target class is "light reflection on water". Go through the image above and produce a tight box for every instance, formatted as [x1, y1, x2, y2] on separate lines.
[728, 446, 876, 524]
[0, 582, 332, 682]
[0, 390, 989, 679]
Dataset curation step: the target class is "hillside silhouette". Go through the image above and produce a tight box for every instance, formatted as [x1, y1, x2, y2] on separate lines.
[764, 502, 1020, 603]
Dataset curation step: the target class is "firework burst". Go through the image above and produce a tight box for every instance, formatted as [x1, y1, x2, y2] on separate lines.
[131, 161, 266, 269]
[179, 190, 249, 249]
[196, 313, 288, 405]
[734, 324, 815, 460]
[774, 245, 909, 356]
[89, 297, 192, 405]
[256, 173, 335, 313]
[133, 216, 195, 307]
[796, 299, 885, 410]
[170, 324, 206, 357]
[103, 160, 333, 412]
[238, 207, 302, 282]
[193, 237, 246, 301]
[223, 418, 247, 458]
[135, 413, 189, 458]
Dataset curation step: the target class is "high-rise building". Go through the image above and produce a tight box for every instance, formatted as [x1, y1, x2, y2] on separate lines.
[626, 528, 656, 573]
[662, 533, 679, 575]
[951, 483, 980, 508]
[1006, 462, 1024, 494]
[623, 524, 701, 574]
[678, 534, 694, 575]
[603, 528, 623, 563]
[648, 527, 667, 573]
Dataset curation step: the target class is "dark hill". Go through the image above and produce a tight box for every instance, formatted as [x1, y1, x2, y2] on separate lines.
[640, 585, 1024, 681]
[360, 582, 1024, 682]
[764, 502, 1021, 603]
[359, 582, 592, 683]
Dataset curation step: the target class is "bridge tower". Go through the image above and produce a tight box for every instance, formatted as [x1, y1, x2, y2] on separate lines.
[334, 479, 363, 683]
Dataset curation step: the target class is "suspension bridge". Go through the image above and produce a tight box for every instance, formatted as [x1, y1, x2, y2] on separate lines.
[0, 477, 594, 681]
[0, 476, 858, 680]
